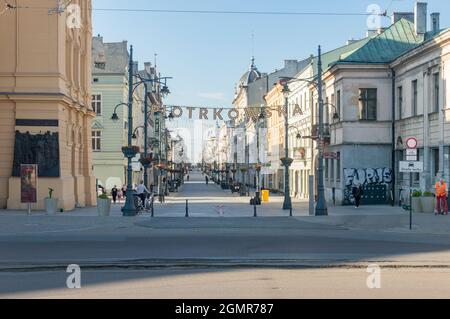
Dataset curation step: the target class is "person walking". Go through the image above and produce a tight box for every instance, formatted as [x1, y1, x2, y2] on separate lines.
[352, 183, 364, 208]
[121, 185, 127, 201]
[111, 185, 118, 204]
[435, 178, 448, 215]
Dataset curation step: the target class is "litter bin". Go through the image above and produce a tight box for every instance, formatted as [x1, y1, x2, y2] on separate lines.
[262, 190, 270, 203]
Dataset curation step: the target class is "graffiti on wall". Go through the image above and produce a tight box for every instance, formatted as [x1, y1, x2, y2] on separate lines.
[343, 168, 393, 205]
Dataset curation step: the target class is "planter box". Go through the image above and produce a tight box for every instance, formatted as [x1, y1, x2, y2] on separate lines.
[411, 197, 423, 213]
[97, 198, 111, 217]
[420, 197, 435, 214]
[45, 198, 58, 215]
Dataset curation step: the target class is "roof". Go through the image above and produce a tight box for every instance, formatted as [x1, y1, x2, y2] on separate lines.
[310, 37, 371, 75]
[334, 19, 449, 66]
[239, 57, 262, 86]
[92, 37, 129, 74]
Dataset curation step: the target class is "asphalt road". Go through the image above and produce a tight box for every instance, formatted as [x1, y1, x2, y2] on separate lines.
[2, 268, 450, 299]
[1, 172, 450, 298]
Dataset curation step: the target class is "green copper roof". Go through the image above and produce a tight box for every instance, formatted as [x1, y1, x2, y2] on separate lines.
[311, 37, 371, 75]
[335, 18, 447, 65]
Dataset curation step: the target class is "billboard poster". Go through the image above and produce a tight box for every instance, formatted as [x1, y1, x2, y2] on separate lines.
[20, 164, 37, 204]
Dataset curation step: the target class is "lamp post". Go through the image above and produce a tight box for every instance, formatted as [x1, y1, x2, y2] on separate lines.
[281, 83, 293, 211]
[110, 45, 172, 216]
[278, 45, 328, 216]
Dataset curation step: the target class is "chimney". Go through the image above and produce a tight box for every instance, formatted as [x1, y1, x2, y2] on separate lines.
[144, 62, 152, 74]
[391, 12, 414, 24]
[414, 2, 428, 35]
[431, 12, 440, 34]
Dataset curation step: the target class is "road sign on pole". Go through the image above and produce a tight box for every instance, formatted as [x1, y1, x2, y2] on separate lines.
[406, 137, 418, 149]
[399, 161, 423, 173]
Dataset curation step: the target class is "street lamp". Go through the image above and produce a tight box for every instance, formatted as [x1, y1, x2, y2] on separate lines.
[110, 45, 172, 216]
[280, 82, 293, 211]
[279, 45, 328, 216]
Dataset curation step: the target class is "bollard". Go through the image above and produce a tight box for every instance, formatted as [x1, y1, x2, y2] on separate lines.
[151, 196, 154, 218]
[185, 199, 189, 217]
[290, 207, 293, 217]
[254, 203, 257, 217]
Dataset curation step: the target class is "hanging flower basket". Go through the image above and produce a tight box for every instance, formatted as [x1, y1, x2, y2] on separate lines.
[139, 155, 153, 166]
[255, 164, 262, 171]
[122, 146, 140, 158]
[240, 167, 248, 173]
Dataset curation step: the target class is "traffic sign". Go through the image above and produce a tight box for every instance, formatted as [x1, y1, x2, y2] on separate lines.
[406, 156, 418, 161]
[406, 137, 418, 149]
[399, 161, 423, 173]
[406, 149, 417, 156]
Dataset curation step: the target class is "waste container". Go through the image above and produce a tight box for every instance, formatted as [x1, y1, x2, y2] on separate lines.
[262, 190, 270, 203]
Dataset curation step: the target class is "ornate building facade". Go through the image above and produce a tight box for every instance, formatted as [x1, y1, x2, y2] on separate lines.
[0, 0, 96, 210]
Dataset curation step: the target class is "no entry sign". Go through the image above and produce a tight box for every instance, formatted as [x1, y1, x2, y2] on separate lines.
[406, 137, 418, 149]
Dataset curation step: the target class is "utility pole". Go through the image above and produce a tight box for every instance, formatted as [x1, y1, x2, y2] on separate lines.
[315, 45, 328, 216]
[143, 83, 149, 188]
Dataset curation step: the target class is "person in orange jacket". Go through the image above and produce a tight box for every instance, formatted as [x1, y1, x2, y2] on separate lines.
[435, 178, 448, 215]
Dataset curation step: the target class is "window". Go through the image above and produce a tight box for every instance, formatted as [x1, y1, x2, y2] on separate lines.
[433, 148, 440, 178]
[412, 80, 418, 116]
[94, 62, 106, 69]
[397, 86, 403, 119]
[433, 73, 440, 113]
[92, 130, 101, 151]
[325, 159, 329, 180]
[325, 97, 329, 123]
[359, 88, 377, 120]
[330, 158, 335, 182]
[336, 90, 341, 119]
[91, 94, 102, 115]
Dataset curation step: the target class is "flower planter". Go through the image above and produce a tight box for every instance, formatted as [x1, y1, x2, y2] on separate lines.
[411, 197, 422, 213]
[420, 197, 435, 214]
[45, 198, 58, 215]
[97, 198, 111, 217]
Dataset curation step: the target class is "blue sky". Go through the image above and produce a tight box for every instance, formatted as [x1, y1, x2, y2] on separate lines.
[93, 0, 450, 108]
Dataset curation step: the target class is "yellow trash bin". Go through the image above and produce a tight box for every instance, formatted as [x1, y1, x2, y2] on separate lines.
[262, 190, 270, 203]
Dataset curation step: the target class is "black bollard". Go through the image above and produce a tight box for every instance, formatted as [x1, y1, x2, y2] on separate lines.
[290, 207, 293, 217]
[151, 196, 154, 218]
[254, 203, 257, 217]
[185, 199, 189, 217]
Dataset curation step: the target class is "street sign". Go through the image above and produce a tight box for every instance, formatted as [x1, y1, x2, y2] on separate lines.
[399, 161, 423, 173]
[406, 137, 418, 149]
[406, 149, 417, 156]
[406, 156, 418, 161]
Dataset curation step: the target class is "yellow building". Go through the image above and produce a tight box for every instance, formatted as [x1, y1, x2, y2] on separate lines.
[0, 0, 96, 210]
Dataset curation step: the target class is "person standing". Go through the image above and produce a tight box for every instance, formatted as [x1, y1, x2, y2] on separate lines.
[352, 183, 364, 208]
[205, 176, 209, 185]
[435, 178, 448, 215]
[111, 185, 118, 204]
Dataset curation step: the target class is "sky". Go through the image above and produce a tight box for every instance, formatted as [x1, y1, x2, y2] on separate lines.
[93, 0, 450, 108]
[92, 0, 450, 162]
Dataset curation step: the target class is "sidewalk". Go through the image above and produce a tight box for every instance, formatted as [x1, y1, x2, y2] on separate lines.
[1, 171, 449, 235]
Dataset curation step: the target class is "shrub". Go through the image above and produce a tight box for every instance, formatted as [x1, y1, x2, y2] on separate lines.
[98, 194, 109, 200]
[412, 190, 422, 197]
[422, 191, 434, 197]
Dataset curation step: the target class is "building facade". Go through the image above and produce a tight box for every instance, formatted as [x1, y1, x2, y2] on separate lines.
[91, 37, 148, 191]
[0, 0, 96, 210]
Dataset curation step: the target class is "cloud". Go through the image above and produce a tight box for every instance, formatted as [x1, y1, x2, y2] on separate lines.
[197, 92, 226, 101]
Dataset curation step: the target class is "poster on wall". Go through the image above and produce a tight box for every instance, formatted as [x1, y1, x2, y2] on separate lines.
[20, 164, 37, 204]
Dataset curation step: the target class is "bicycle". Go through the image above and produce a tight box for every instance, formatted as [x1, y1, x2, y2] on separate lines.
[398, 188, 411, 211]
[133, 192, 154, 214]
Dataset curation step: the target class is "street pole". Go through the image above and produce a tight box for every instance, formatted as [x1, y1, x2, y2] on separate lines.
[282, 86, 292, 210]
[315, 45, 328, 216]
[122, 45, 136, 217]
[143, 83, 149, 188]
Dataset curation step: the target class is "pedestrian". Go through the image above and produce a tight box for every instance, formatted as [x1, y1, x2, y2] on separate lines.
[352, 183, 364, 208]
[205, 176, 209, 185]
[111, 185, 118, 204]
[435, 178, 448, 215]
[122, 185, 127, 200]
[187, 174, 190, 182]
